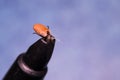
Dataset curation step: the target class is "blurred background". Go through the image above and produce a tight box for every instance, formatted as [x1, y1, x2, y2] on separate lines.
[0, 0, 120, 80]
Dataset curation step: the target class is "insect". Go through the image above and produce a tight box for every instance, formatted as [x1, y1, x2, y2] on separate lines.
[33, 23, 50, 37]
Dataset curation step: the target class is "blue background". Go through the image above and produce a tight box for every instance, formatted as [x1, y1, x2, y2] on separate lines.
[0, 0, 120, 80]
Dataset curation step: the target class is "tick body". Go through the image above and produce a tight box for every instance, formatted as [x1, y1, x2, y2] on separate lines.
[33, 24, 50, 37]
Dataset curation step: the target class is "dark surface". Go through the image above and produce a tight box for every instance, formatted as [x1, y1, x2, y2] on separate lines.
[3, 35, 55, 80]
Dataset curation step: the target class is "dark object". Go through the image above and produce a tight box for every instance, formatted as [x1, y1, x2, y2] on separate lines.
[3, 35, 55, 80]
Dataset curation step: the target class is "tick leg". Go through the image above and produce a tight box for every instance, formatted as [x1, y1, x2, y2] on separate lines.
[47, 26, 49, 29]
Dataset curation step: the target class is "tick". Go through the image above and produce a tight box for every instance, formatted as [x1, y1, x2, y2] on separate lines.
[33, 24, 50, 37]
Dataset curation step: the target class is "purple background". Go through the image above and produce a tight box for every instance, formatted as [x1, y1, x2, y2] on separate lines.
[0, 0, 120, 80]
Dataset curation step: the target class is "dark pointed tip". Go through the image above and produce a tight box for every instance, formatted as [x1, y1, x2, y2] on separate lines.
[23, 35, 55, 70]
